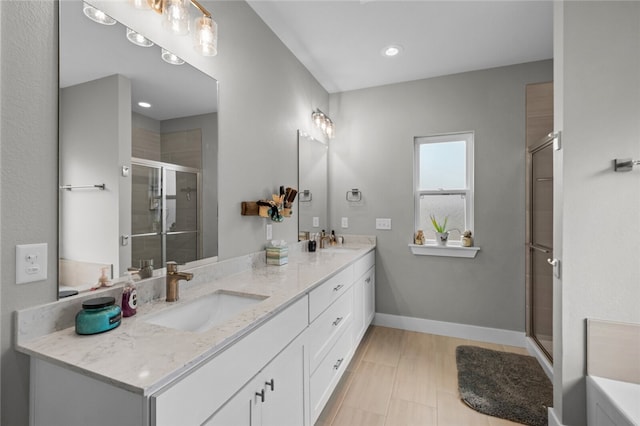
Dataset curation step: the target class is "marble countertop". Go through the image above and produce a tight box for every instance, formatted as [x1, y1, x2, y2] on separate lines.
[17, 245, 374, 396]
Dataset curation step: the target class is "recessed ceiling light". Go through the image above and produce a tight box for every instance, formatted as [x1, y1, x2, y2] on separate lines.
[138, 102, 151, 108]
[82, 3, 116, 26]
[126, 28, 154, 47]
[161, 49, 185, 65]
[382, 45, 403, 57]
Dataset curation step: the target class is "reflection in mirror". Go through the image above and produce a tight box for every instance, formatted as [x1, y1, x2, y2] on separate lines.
[297, 131, 328, 240]
[58, 1, 218, 296]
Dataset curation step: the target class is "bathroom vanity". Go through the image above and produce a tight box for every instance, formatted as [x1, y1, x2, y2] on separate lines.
[17, 243, 375, 426]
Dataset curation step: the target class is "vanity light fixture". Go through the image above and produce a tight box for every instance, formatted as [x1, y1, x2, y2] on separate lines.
[312, 109, 335, 139]
[161, 48, 185, 65]
[82, 2, 116, 25]
[126, 28, 154, 47]
[145, 0, 219, 57]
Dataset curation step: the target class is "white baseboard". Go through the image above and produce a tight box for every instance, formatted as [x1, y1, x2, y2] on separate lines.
[526, 337, 554, 380]
[373, 312, 526, 348]
[548, 407, 563, 426]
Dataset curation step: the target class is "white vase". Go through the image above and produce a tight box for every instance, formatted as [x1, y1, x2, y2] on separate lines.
[435, 232, 449, 246]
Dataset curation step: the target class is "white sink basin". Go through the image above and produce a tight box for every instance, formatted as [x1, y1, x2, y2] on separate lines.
[145, 291, 267, 333]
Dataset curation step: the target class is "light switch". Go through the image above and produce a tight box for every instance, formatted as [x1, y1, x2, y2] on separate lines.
[341, 217, 349, 228]
[313, 217, 320, 227]
[266, 223, 273, 240]
[16, 243, 48, 284]
[375, 218, 392, 230]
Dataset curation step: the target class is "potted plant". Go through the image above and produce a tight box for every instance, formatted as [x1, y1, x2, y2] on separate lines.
[430, 214, 449, 246]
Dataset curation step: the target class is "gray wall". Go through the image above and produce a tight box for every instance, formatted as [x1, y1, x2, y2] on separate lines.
[0, 0, 328, 424]
[553, 2, 640, 424]
[0, 1, 59, 424]
[60, 75, 132, 275]
[329, 60, 553, 331]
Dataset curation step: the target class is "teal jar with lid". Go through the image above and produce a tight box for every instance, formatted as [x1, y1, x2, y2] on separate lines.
[75, 296, 122, 335]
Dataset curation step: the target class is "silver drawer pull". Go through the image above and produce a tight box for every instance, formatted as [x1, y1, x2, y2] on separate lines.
[332, 317, 343, 326]
[333, 284, 344, 292]
[365, 277, 371, 283]
[333, 358, 344, 370]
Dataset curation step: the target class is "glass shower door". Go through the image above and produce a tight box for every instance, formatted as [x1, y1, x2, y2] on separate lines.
[131, 160, 201, 270]
[529, 141, 554, 360]
[165, 168, 200, 264]
[131, 163, 163, 269]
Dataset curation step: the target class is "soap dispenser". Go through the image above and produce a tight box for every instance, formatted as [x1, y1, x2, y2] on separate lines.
[121, 272, 138, 317]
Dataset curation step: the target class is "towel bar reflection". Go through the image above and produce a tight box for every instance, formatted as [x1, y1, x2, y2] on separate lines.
[346, 189, 362, 202]
[299, 190, 312, 202]
[60, 184, 106, 191]
[614, 159, 640, 172]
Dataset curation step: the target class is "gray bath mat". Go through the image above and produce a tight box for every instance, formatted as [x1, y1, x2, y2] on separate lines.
[455, 345, 552, 426]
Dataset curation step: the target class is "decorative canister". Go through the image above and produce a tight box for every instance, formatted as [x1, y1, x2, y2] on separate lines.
[461, 230, 474, 247]
[75, 296, 122, 335]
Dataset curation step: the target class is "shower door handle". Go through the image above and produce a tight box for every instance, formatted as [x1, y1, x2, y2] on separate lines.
[547, 258, 561, 279]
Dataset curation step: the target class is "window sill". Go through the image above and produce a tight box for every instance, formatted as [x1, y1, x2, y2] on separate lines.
[408, 243, 480, 258]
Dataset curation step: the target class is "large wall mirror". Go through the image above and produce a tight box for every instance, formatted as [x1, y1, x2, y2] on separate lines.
[59, 0, 218, 296]
[297, 131, 328, 240]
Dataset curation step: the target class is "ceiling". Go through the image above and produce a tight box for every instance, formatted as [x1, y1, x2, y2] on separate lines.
[60, 0, 217, 121]
[247, 1, 554, 93]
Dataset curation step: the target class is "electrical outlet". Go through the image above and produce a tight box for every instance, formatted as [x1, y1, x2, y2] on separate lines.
[313, 217, 320, 227]
[266, 223, 273, 240]
[16, 243, 48, 284]
[375, 218, 392, 230]
[341, 217, 349, 228]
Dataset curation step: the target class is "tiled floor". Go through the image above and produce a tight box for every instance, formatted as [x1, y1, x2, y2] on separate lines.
[315, 326, 530, 426]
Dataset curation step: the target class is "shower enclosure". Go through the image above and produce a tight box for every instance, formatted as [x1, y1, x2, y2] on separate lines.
[528, 135, 554, 360]
[131, 159, 201, 270]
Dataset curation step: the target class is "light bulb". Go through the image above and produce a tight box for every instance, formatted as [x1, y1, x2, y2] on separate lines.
[193, 16, 218, 56]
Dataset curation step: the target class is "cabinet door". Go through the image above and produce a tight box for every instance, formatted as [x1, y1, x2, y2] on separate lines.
[203, 385, 253, 426]
[353, 278, 365, 342]
[363, 267, 375, 326]
[260, 339, 304, 426]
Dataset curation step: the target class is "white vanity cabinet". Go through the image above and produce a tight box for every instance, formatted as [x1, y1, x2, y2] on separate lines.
[307, 250, 376, 423]
[26, 248, 376, 426]
[204, 333, 304, 426]
[151, 296, 308, 426]
[353, 251, 376, 342]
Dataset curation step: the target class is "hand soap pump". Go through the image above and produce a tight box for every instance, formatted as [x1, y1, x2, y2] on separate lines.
[121, 272, 138, 317]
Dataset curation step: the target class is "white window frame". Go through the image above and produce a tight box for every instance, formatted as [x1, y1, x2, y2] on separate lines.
[414, 132, 474, 243]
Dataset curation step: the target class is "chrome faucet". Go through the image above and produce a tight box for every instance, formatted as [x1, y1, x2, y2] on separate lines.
[165, 261, 193, 302]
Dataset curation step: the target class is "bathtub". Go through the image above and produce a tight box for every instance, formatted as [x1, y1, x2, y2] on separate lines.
[587, 376, 639, 426]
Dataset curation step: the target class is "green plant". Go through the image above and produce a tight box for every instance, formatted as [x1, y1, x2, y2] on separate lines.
[429, 214, 448, 233]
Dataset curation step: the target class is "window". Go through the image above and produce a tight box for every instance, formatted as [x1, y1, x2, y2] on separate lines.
[414, 132, 474, 243]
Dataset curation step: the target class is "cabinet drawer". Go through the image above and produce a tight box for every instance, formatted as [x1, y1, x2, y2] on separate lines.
[151, 296, 308, 426]
[308, 286, 353, 373]
[310, 323, 354, 423]
[309, 265, 354, 321]
[354, 250, 375, 279]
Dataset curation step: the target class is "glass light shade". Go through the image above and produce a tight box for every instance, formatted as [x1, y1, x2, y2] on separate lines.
[312, 111, 325, 127]
[162, 0, 191, 35]
[126, 28, 154, 47]
[130, 0, 150, 9]
[325, 121, 335, 138]
[82, 3, 116, 25]
[193, 16, 218, 56]
[161, 48, 185, 65]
